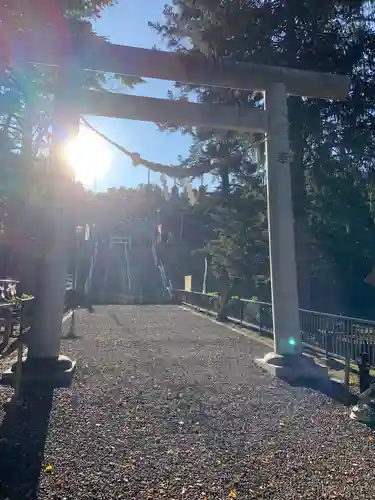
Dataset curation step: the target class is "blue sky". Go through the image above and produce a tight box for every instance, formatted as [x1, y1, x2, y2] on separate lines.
[85, 0, 191, 191]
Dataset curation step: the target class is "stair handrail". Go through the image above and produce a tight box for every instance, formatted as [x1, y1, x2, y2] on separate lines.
[84, 240, 98, 296]
[152, 240, 172, 300]
[151, 242, 158, 267]
[159, 260, 173, 299]
[124, 242, 131, 291]
[159, 262, 166, 287]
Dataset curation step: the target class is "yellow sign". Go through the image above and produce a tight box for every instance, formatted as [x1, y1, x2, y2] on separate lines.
[184, 275, 192, 291]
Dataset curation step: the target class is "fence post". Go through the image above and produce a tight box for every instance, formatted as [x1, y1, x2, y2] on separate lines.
[258, 303, 262, 332]
[358, 352, 371, 395]
[13, 342, 24, 403]
[344, 355, 350, 390]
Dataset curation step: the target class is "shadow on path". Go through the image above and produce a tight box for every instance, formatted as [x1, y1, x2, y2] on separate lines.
[287, 377, 358, 407]
[0, 385, 54, 500]
[108, 311, 123, 327]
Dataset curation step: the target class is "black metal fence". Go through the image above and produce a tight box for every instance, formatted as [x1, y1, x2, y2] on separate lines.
[175, 290, 375, 366]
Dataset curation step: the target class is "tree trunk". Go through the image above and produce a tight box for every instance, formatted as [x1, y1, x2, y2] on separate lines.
[202, 256, 208, 294]
[216, 268, 231, 321]
[285, 2, 311, 309]
[220, 166, 230, 196]
[290, 131, 312, 309]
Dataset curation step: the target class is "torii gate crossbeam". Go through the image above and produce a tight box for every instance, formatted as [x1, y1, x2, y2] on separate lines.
[0, 33, 348, 100]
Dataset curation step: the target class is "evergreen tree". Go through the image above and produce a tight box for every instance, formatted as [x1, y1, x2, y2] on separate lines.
[151, 0, 375, 316]
[0, 0, 118, 280]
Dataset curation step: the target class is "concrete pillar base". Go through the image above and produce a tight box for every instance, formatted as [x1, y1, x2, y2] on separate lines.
[1, 354, 76, 388]
[319, 356, 343, 370]
[255, 352, 328, 381]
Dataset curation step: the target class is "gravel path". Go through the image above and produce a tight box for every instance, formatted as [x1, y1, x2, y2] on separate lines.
[1, 305, 375, 499]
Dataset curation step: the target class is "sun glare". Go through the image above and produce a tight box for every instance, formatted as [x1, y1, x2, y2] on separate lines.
[65, 127, 112, 187]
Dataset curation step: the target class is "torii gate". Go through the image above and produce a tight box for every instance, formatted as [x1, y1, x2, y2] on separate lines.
[0, 31, 349, 383]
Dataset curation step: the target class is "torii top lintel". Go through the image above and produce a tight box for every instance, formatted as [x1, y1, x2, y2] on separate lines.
[1, 33, 349, 101]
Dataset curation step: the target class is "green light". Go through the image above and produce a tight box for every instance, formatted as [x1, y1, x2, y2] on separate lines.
[288, 337, 297, 346]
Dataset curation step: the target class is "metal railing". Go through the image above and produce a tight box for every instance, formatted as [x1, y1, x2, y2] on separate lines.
[175, 290, 375, 366]
[84, 242, 98, 297]
[159, 260, 173, 299]
[152, 242, 173, 300]
[159, 261, 167, 288]
[0, 279, 35, 401]
[124, 243, 131, 292]
[0, 275, 74, 400]
[151, 243, 158, 267]
[0, 274, 74, 360]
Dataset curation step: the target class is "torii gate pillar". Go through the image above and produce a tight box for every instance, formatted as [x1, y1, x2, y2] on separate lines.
[255, 83, 326, 378]
[3, 69, 79, 387]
